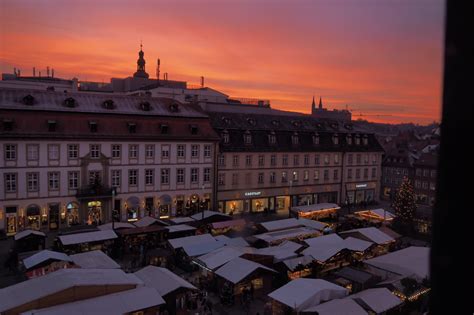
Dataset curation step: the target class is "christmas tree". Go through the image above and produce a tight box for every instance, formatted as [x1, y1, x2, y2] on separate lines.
[392, 177, 417, 230]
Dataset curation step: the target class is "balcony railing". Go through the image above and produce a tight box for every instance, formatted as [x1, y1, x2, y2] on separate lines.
[76, 185, 115, 199]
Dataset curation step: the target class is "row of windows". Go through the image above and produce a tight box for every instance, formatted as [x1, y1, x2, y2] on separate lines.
[218, 167, 377, 186]
[415, 180, 436, 191]
[218, 153, 377, 167]
[4, 143, 212, 161]
[3, 168, 212, 193]
[222, 130, 370, 146]
[384, 167, 410, 176]
[415, 168, 437, 178]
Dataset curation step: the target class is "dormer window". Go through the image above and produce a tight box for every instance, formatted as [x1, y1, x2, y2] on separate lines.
[362, 134, 369, 145]
[268, 132, 276, 145]
[64, 97, 77, 108]
[332, 133, 339, 145]
[160, 124, 169, 134]
[47, 120, 57, 132]
[355, 134, 361, 145]
[291, 120, 301, 127]
[103, 99, 115, 110]
[89, 121, 98, 133]
[315, 122, 323, 129]
[140, 101, 151, 111]
[128, 122, 137, 134]
[292, 132, 299, 145]
[169, 103, 179, 112]
[330, 122, 339, 130]
[222, 117, 231, 125]
[190, 125, 198, 135]
[244, 131, 252, 145]
[313, 133, 320, 145]
[346, 134, 353, 145]
[222, 130, 230, 144]
[271, 120, 280, 127]
[344, 123, 353, 130]
[247, 118, 256, 126]
[22, 95, 35, 106]
[3, 119, 13, 131]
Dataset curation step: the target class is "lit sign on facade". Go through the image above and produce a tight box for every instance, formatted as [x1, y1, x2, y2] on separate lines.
[355, 184, 368, 188]
[244, 191, 262, 197]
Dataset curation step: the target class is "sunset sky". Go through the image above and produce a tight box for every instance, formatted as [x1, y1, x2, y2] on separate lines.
[0, 0, 445, 124]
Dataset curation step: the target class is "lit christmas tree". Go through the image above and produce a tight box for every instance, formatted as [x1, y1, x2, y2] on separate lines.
[392, 177, 417, 224]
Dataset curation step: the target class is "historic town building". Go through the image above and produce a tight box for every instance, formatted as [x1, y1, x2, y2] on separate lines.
[203, 102, 384, 215]
[0, 88, 218, 235]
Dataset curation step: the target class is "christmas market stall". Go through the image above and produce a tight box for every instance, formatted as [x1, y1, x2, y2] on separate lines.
[210, 218, 247, 236]
[276, 255, 314, 280]
[339, 227, 395, 256]
[20, 250, 74, 279]
[166, 224, 197, 239]
[14, 229, 46, 252]
[56, 229, 118, 254]
[116, 225, 168, 255]
[289, 203, 341, 221]
[70, 250, 121, 269]
[353, 208, 396, 223]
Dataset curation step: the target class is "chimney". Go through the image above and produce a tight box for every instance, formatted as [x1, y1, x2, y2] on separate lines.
[47, 66, 50, 77]
[201, 76, 204, 88]
[13, 67, 16, 76]
[33, 67, 36, 77]
[17, 69, 21, 77]
[156, 58, 160, 81]
[164, 72, 168, 81]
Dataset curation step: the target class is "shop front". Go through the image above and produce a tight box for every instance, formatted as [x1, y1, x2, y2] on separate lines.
[48, 203, 60, 230]
[158, 195, 172, 219]
[87, 200, 103, 225]
[125, 197, 140, 222]
[6, 206, 18, 235]
[345, 183, 377, 205]
[26, 205, 41, 230]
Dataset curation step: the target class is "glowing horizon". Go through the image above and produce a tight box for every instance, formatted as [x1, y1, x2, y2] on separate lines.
[0, 0, 445, 125]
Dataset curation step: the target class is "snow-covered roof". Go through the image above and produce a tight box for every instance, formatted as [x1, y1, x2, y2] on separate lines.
[291, 203, 340, 213]
[211, 218, 246, 229]
[133, 216, 169, 227]
[260, 218, 301, 232]
[58, 230, 117, 246]
[14, 229, 46, 241]
[268, 278, 348, 311]
[22, 250, 72, 270]
[168, 233, 216, 250]
[0, 269, 142, 312]
[70, 250, 120, 269]
[97, 222, 135, 230]
[169, 217, 196, 224]
[166, 224, 196, 233]
[190, 210, 231, 221]
[303, 298, 368, 315]
[298, 218, 328, 231]
[339, 227, 394, 244]
[214, 235, 249, 247]
[282, 255, 314, 271]
[364, 246, 430, 279]
[255, 240, 303, 262]
[215, 257, 276, 284]
[182, 240, 225, 257]
[349, 288, 402, 313]
[303, 234, 373, 262]
[21, 287, 165, 315]
[134, 265, 196, 296]
[254, 227, 319, 244]
[196, 246, 249, 270]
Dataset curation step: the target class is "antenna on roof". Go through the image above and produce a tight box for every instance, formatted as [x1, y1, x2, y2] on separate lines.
[17, 69, 21, 77]
[156, 58, 160, 82]
[52, 68, 55, 78]
[33, 67, 36, 77]
[47, 66, 50, 77]
[201, 76, 204, 88]
[13, 67, 16, 76]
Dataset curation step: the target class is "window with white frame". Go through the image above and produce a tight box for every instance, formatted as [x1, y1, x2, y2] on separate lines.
[48, 172, 60, 190]
[49, 144, 60, 160]
[191, 145, 199, 158]
[191, 168, 199, 183]
[112, 144, 121, 159]
[334, 170, 339, 181]
[323, 170, 329, 181]
[334, 154, 339, 164]
[372, 154, 377, 164]
[4, 144, 16, 160]
[218, 173, 225, 186]
[364, 154, 369, 164]
[348, 154, 353, 165]
[68, 171, 79, 190]
[218, 154, 225, 166]
[27, 172, 39, 192]
[304, 154, 309, 166]
[371, 167, 377, 178]
[5, 173, 17, 192]
[222, 131, 230, 144]
[304, 170, 309, 181]
[129, 144, 139, 158]
[89, 171, 101, 185]
[232, 155, 239, 167]
[324, 154, 329, 165]
[145, 169, 154, 185]
[244, 131, 252, 144]
[68, 144, 79, 159]
[258, 155, 265, 167]
[145, 145, 154, 159]
[245, 173, 251, 185]
[292, 171, 298, 181]
[348, 169, 353, 179]
[314, 170, 320, 181]
[27, 144, 39, 161]
[204, 145, 211, 158]
[204, 168, 211, 182]
[293, 155, 299, 166]
[281, 171, 288, 183]
[129, 170, 138, 186]
[363, 168, 368, 179]
[356, 154, 361, 164]
[268, 133, 276, 145]
[161, 145, 170, 158]
[356, 169, 361, 179]
[315, 155, 320, 165]
[232, 173, 239, 185]
[89, 144, 100, 159]
[177, 145, 185, 158]
[282, 154, 288, 166]
[270, 172, 276, 183]
[177, 168, 185, 184]
[258, 173, 264, 184]
[245, 155, 252, 167]
[161, 169, 170, 184]
[270, 155, 276, 166]
[111, 170, 121, 187]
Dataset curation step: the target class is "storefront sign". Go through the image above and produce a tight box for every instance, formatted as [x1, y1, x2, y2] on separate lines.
[244, 191, 262, 197]
[355, 184, 368, 188]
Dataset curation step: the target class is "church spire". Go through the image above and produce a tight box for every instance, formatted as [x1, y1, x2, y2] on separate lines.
[312, 95, 316, 108]
[133, 42, 149, 79]
[318, 96, 323, 109]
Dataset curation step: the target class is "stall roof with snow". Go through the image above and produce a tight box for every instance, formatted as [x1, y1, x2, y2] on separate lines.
[349, 287, 403, 314]
[70, 250, 120, 269]
[133, 216, 169, 227]
[14, 229, 46, 241]
[168, 233, 216, 250]
[134, 265, 196, 297]
[57, 230, 117, 246]
[254, 227, 320, 245]
[215, 257, 276, 284]
[22, 250, 72, 270]
[303, 298, 368, 315]
[97, 222, 135, 230]
[339, 227, 394, 244]
[190, 210, 231, 221]
[268, 278, 348, 311]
